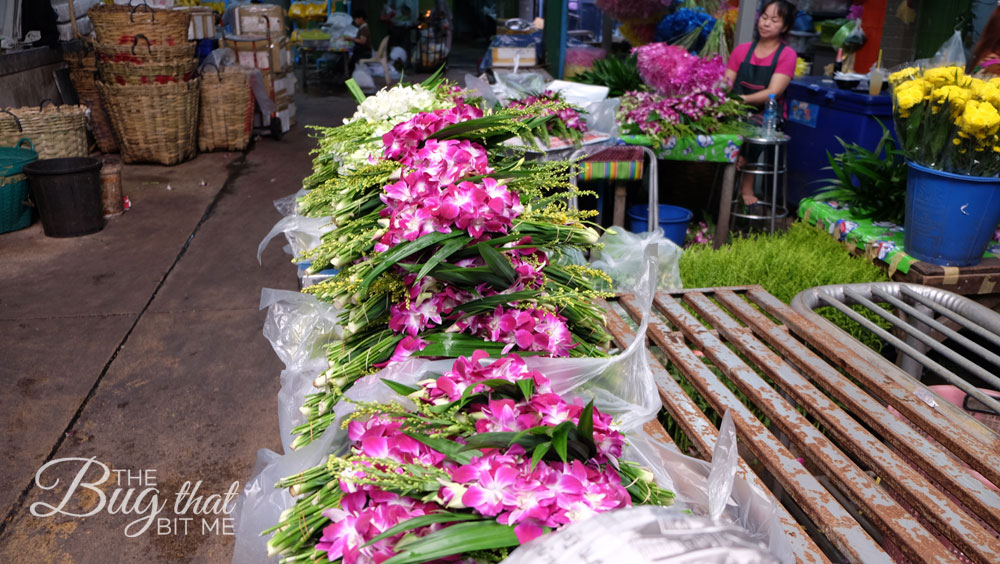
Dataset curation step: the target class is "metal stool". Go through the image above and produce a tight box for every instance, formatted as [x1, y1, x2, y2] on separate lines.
[729, 133, 789, 235]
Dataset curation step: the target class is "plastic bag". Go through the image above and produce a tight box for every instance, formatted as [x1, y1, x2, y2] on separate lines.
[589, 228, 684, 295]
[504, 505, 782, 563]
[580, 97, 620, 139]
[260, 289, 343, 452]
[352, 68, 376, 92]
[272, 190, 305, 217]
[621, 415, 792, 562]
[464, 73, 501, 109]
[493, 69, 548, 100]
[257, 215, 335, 263]
[930, 30, 966, 68]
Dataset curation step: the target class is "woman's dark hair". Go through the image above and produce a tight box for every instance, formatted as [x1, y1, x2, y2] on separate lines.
[352, 8, 368, 20]
[971, 7, 1000, 72]
[757, 0, 797, 38]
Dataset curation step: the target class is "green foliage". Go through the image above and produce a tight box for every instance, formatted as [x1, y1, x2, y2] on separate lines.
[572, 54, 643, 98]
[679, 222, 891, 349]
[814, 121, 908, 225]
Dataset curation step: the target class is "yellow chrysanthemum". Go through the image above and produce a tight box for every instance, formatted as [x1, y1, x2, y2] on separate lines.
[889, 66, 920, 85]
[990, 77, 1000, 88]
[931, 85, 972, 116]
[957, 99, 1000, 139]
[924, 66, 966, 87]
[895, 83, 926, 111]
[974, 83, 1000, 107]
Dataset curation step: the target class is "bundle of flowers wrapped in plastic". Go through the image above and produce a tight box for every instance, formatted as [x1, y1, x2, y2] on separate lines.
[263, 351, 674, 563]
[618, 43, 750, 146]
[285, 83, 614, 449]
[301, 73, 463, 193]
[506, 90, 588, 147]
[889, 65, 1000, 177]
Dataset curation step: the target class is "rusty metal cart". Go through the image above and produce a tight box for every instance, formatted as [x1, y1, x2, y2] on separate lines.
[604, 283, 999, 563]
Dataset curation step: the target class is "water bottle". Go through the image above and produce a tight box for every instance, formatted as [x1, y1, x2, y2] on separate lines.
[762, 94, 778, 139]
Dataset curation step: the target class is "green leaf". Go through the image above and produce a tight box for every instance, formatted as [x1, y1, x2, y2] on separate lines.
[577, 399, 595, 449]
[530, 442, 551, 471]
[364, 512, 485, 547]
[382, 379, 421, 396]
[478, 243, 517, 285]
[417, 235, 474, 280]
[346, 79, 365, 104]
[382, 522, 520, 564]
[402, 431, 482, 465]
[552, 422, 571, 462]
[417, 333, 510, 357]
[452, 290, 540, 316]
[516, 378, 535, 401]
[359, 231, 462, 294]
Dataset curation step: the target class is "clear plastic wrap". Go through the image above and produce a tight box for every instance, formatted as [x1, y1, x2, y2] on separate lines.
[589, 228, 684, 294]
[257, 214, 335, 263]
[272, 190, 306, 216]
[503, 505, 781, 564]
[260, 289, 343, 452]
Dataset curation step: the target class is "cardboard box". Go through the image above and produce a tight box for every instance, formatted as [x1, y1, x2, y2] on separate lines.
[174, 6, 215, 40]
[491, 46, 536, 67]
[224, 36, 289, 73]
[235, 4, 286, 36]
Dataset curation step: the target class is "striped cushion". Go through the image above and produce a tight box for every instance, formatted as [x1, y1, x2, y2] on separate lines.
[578, 147, 645, 181]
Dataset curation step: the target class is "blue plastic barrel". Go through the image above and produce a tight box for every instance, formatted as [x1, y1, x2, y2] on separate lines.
[904, 161, 1000, 266]
[626, 204, 693, 246]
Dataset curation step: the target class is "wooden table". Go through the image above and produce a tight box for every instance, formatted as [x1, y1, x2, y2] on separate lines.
[602, 285, 1000, 563]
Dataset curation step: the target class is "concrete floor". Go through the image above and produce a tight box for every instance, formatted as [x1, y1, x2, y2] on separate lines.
[0, 90, 372, 562]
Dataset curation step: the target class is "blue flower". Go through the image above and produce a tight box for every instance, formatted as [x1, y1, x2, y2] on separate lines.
[654, 8, 715, 52]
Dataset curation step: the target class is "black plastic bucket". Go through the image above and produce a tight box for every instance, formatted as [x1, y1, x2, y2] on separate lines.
[24, 157, 104, 237]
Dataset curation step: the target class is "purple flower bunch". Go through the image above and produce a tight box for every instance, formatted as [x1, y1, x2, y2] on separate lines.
[633, 43, 728, 98]
[619, 90, 723, 137]
[315, 351, 632, 562]
[382, 103, 486, 164]
[507, 90, 588, 135]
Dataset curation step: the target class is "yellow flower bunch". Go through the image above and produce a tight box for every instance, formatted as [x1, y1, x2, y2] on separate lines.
[957, 100, 1000, 140]
[892, 64, 1000, 176]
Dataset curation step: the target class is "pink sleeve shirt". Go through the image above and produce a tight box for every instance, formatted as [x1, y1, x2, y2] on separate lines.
[727, 42, 798, 78]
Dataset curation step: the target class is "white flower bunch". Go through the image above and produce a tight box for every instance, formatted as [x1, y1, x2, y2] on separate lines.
[347, 84, 446, 125]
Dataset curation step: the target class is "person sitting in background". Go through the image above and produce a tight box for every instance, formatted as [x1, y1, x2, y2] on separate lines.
[347, 8, 372, 75]
[970, 6, 1000, 76]
[724, 0, 798, 205]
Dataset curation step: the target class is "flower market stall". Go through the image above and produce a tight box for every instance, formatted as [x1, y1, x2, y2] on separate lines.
[227, 60, 1000, 563]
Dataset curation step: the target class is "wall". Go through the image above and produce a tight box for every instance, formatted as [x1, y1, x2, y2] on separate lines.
[0, 46, 65, 108]
[879, 0, 921, 68]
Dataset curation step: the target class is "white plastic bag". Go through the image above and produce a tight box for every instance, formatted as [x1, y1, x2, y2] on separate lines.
[930, 30, 967, 68]
[352, 68, 376, 92]
[504, 505, 781, 564]
[259, 289, 343, 452]
[257, 215, 335, 263]
[590, 228, 684, 294]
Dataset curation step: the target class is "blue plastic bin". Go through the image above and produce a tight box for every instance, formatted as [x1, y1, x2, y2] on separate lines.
[784, 76, 895, 207]
[626, 204, 693, 246]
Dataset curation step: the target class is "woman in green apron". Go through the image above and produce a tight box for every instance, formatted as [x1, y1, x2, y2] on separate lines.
[725, 0, 798, 205]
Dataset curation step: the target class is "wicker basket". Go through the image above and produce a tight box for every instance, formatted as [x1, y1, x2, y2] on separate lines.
[88, 3, 191, 47]
[98, 78, 201, 165]
[198, 65, 254, 152]
[74, 81, 119, 153]
[95, 34, 196, 65]
[98, 57, 198, 85]
[0, 103, 89, 160]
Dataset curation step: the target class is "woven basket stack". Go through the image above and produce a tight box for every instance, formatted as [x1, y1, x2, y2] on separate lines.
[0, 102, 89, 160]
[64, 42, 119, 153]
[89, 3, 200, 165]
[198, 64, 254, 152]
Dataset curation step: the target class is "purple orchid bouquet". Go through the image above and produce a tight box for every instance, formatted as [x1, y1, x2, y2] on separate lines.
[618, 43, 750, 147]
[291, 93, 614, 450]
[506, 90, 589, 147]
[265, 351, 674, 563]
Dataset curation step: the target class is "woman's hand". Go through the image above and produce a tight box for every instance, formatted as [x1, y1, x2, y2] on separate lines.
[739, 73, 792, 106]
